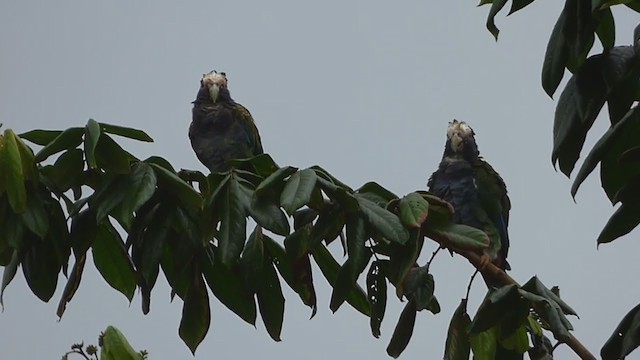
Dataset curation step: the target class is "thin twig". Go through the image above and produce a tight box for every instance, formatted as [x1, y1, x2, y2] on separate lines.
[464, 270, 479, 301]
[425, 245, 442, 271]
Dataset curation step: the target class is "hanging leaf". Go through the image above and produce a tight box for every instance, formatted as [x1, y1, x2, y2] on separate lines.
[1, 129, 27, 212]
[179, 274, 211, 354]
[22, 234, 60, 302]
[56, 253, 87, 318]
[256, 256, 285, 342]
[217, 176, 249, 266]
[239, 226, 265, 293]
[601, 302, 640, 360]
[0, 250, 19, 309]
[312, 243, 370, 316]
[203, 247, 257, 325]
[386, 299, 417, 358]
[92, 223, 136, 301]
[444, 299, 471, 360]
[329, 216, 370, 312]
[367, 260, 387, 338]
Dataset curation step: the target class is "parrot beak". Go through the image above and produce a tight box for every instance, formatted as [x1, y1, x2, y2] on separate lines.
[450, 132, 464, 152]
[208, 83, 220, 103]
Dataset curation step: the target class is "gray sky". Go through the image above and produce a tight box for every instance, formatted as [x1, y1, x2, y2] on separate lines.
[1, 1, 639, 359]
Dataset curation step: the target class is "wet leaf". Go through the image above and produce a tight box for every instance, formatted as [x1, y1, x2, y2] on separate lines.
[92, 223, 136, 301]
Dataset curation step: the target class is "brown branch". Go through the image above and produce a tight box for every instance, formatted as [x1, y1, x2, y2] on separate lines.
[424, 231, 596, 360]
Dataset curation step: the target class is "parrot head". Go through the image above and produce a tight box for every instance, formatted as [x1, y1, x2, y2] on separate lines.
[195, 70, 229, 104]
[444, 119, 479, 159]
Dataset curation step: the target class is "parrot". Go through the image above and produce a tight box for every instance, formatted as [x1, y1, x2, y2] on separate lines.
[427, 120, 511, 286]
[189, 70, 263, 173]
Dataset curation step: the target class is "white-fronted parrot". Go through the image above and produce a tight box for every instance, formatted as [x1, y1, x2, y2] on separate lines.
[189, 71, 263, 173]
[428, 120, 511, 286]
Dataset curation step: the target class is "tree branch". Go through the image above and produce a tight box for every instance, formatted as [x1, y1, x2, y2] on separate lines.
[424, 231, 596, 360]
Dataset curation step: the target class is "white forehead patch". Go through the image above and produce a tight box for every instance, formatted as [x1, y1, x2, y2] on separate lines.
[446, 119, 474, 139]
[201, 71, 227, 88]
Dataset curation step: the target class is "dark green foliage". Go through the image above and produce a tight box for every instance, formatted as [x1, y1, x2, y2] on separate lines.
[601, 302, 640, 360]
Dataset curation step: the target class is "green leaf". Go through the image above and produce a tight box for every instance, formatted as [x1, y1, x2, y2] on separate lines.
[42, 149, 84, 192]
[470, 285, 528, 333]
[309, 203, 345, 246]
[100, 326, 143, 360]
[312, 243, 371, 316]
[179, 274, 210, 354]
[470, 326, 498, 360]
[0, 250, 19, 309]
[256, 255, 285, 341]
[20, 191, 50, 239]
[500, 324, 530, 354]
[595, 7, 615, 49]
[84, 119, 101, 169]
[1, 129, 27, 212]
[486, 0, 508, 40]
[264, 235, 317, 317]
[99, 122, 153, 142]
[356, 182, 398, 206]
[542, 8, 568, 97]
[148, 162, 202, 210]
[218, 176, 248, 266]
[444, 299, 472, 360]
[330, 216, 371, 312]
[95, 134, 133, 174]
[398, 192, 429, 229]
[247, 193, 290, 236]
[508, 0, 535, 14]
[239, 226, 265, 293]
[601, 302, 640, 360]
[69, 209, 98, 257]
[33, 127, 84, 163]
[56, 253, 87, 318]
[22, 234, 60, 301]
[92, 223, 136, 301]
[356, 195, 409, 244]
[426, 223, 489, 250]
[600, 107, 640, 201]
[280, 168, 317, 215]
[597, 202, 640, 244]
[366, 260, 387, 338]
[203, 246, 256, 325]
[571, 106, 640, 197]
[19, 129, 62, 146]
[386, 299, 417, 358]
[117, 162, 157, 228]
[254, 166, 297, 198]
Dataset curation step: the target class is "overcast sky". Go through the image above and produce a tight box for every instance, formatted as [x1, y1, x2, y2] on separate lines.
[1, 1, 640, 359]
